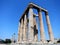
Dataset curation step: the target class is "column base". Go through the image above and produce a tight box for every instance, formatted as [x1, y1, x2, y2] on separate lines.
[16, 41, 56, 44]
[40, 41, 47, 43]
[48, 41, 54, 44]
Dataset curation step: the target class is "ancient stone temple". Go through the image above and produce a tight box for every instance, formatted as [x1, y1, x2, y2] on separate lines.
[18, 3, 54, 43]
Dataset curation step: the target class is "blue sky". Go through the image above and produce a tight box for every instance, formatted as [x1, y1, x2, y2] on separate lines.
[0, 0, 60, 40]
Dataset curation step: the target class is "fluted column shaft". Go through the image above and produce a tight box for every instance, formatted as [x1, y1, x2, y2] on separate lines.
[45, 12, 54, 42]
[19, 19, 23, 42]
[18, 22, 20, 42]
[28, 7, 34, 41]
[33, 15, 38, 41]
[23, 15, 27, 41]
[38, 9, 45, 42]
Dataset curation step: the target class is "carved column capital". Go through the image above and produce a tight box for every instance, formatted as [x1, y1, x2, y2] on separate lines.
[45, 11, 48, 15]
[37, 9, 42, 13]
[29, 4, 33, 8]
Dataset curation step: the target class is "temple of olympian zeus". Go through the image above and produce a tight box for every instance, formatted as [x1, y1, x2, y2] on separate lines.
[18, 3, 54, 43]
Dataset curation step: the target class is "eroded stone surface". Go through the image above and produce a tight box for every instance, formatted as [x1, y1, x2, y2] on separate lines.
[18, 3, 54, 43]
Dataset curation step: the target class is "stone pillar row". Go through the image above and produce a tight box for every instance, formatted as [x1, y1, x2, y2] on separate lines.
[18, 15, 28, 42]
[18, 7, 54, 43]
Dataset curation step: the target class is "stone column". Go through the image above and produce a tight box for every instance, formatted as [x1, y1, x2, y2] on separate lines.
[38, 9, 46, 43]
[33, 15, 38, 42]
[18, 22, 20, 42]
[45, 12, 54, 42]
[28, 7, 34, 42]
[19, 19, 23, 42]
[23, 14, 27, 42]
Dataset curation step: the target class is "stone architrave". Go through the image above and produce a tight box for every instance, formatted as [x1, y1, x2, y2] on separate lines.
[45, 12, 54, 42]
[38, 9, 46, 43]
